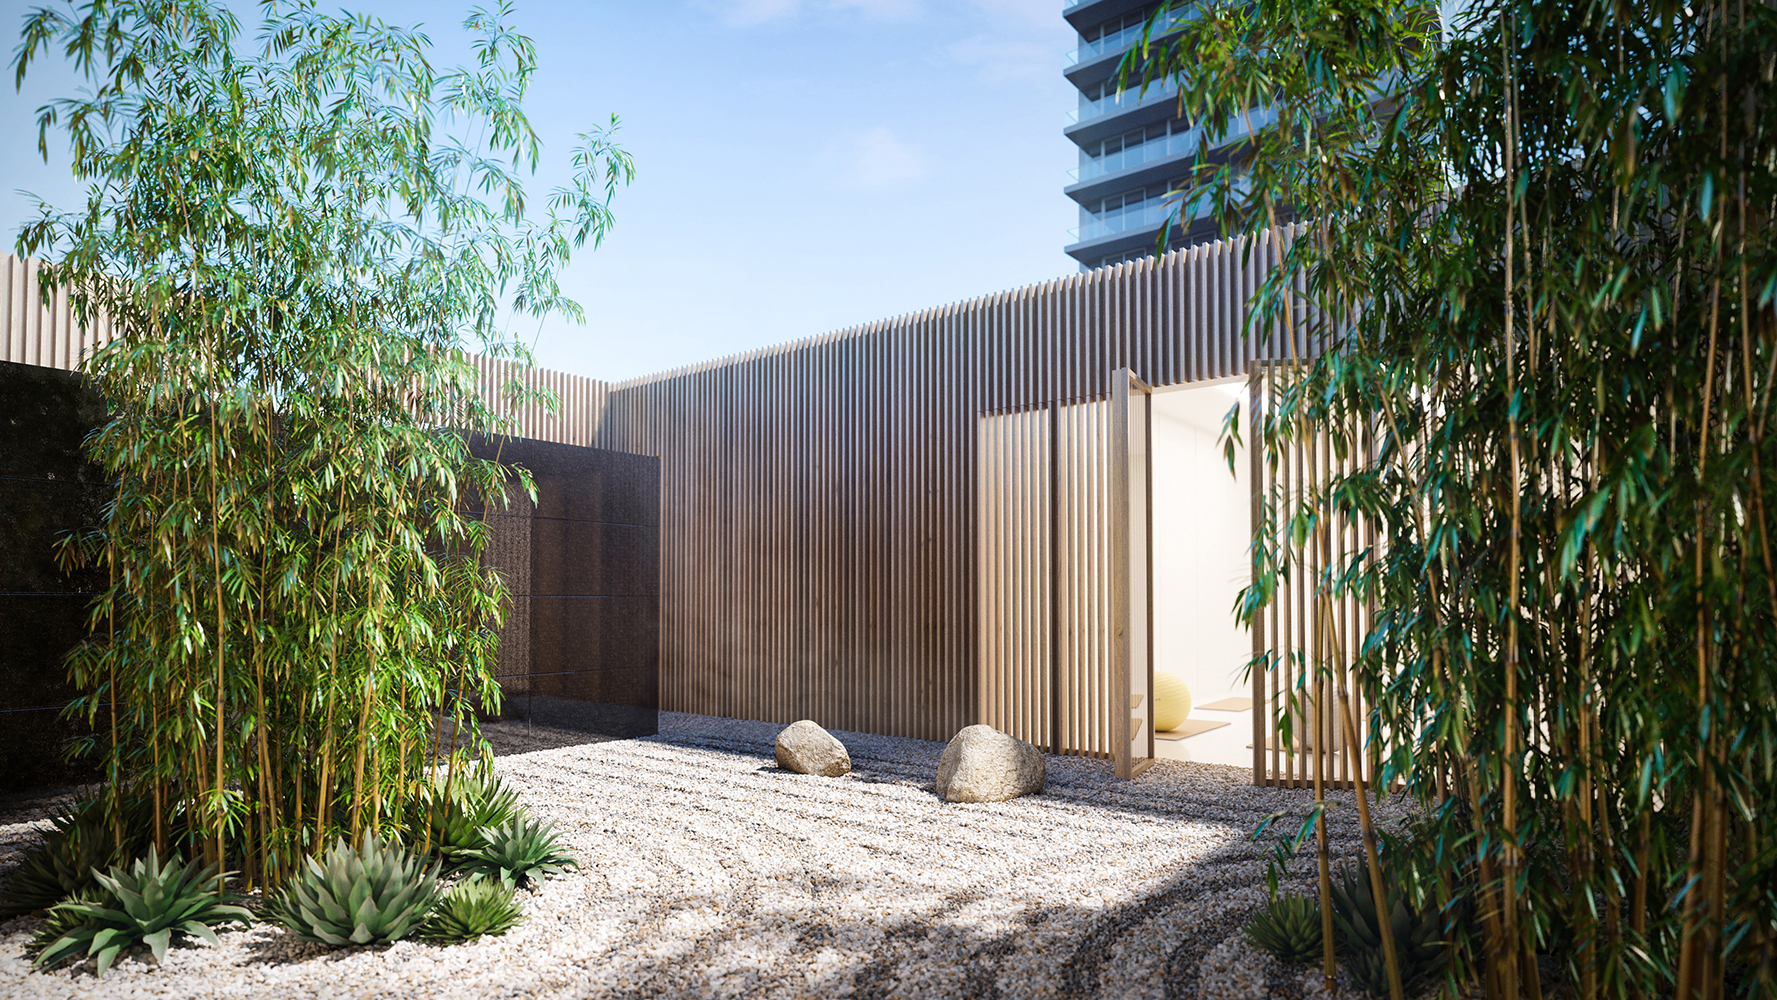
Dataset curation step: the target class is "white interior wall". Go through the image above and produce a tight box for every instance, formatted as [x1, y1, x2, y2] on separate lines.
[1150, 381, 1251, 710]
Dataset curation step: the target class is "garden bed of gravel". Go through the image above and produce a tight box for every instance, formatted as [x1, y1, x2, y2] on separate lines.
[0, 711, 1409, 999]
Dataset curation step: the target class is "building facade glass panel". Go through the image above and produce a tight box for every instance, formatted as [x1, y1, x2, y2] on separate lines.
[1063, 0, 1222, 271]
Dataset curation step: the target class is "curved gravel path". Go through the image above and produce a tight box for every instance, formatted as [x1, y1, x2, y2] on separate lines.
[0, 711, 1408, 999]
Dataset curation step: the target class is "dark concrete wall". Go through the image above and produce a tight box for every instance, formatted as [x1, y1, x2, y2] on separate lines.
[0, 360, 107, 792]
[0, 371, 659, 792]
[471, 435, 660, 738]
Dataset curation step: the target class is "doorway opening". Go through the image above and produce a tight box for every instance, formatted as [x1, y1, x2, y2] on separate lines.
[1147, 376, 1255, 767]
[974, 371, 1260, 775]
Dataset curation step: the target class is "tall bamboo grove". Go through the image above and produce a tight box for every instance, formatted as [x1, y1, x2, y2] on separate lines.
[1134, 0, 1777, 995]
[12, 0, 633, 889]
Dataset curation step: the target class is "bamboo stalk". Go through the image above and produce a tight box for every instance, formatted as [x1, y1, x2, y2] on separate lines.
[1576, 560, 1598, 1000]
[349, 519, 385, 836]
[107, 546, 120, 853]
[1465, 755, 1508, 1000]
[1678, 14, 1730, 985]
[1323, 596, 1404, 1000]
[1500, 9, 1525, 995]
[151, 684, 164, 852]
[314, 477, 348, 853]
[1314, 742, 1337, 994]
[208, 340, 227, 872]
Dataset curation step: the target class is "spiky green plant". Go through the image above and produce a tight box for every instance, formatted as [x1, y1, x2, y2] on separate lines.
[417, 877, 525, 944]
[459, 816, 576, 888]
[1244, 894, 1324, 964]
[0, 793, 163, 916]
[1330, 865, 1448, 996]
[413, 760, 522, 870]
[272, 832, 442, 946]
[1, 821, 113, 918]
[26, 886, 102, 957]
[32, 847, 252, 976]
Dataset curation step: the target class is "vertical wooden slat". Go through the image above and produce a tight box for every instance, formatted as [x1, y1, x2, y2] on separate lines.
[1, 252, 117, 369]
[5, 236, 1336, 776]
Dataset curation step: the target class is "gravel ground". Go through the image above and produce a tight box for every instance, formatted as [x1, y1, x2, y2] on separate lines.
[0, 711, 1412, 999]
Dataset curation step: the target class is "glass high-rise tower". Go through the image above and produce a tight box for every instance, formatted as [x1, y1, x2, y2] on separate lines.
[1062, 0, 1218, 271]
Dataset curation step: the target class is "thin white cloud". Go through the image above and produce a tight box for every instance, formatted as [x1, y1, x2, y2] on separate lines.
[944, 35, 1051, 82]
[831, 126, 930, 189]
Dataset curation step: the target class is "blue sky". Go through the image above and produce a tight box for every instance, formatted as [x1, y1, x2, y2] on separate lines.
[0, 0, 1080, 382]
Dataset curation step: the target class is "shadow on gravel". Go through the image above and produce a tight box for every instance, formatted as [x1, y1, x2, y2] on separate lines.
[499, 720, 1377, 999]
[0, 717, 1379, 999]
[545, 822, 1346, 1000]
[476, 719, 625, 758]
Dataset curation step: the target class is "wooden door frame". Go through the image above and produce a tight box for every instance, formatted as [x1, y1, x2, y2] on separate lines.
[1111, 367, 1155, 780]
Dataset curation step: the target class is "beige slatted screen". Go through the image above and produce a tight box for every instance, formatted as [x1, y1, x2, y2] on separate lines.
[1054, 398, 1114, 757]
[466, 352, 608, 447]
[976, 405, 1055, 749]
[975, 395, 1120, 758]
[1, 254, 116, 369]
[1111, 368, 1155, 779]
[0, 253, 610, 445]
[1248, 362, 1377, 788]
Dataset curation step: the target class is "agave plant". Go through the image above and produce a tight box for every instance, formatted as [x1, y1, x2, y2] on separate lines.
[26, 886, 102, 958]
[32, 847, 252, 976]
[1244, 894, 1324, 964]
[0, 794, 156, 917]
[418, 877, 525, 944]
[272, 831, 442, 946]
[1, 823, 113, 918]
[412, 760, 522, 869]
[1330, 864, 1449, 996]
[458, 815, 577, 888]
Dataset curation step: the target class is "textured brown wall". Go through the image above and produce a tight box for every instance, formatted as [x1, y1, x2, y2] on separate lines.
[471, 435, 660, 738]
[0, 360, 107, 791]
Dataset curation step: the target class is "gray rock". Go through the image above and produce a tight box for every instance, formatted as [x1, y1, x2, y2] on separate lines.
[774, 720, 852, 776]
[935, 725, 1045, 803]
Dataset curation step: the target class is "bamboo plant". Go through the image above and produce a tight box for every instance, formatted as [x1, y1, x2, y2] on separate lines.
[1131, 0, 1777, 996]
[12, 0, 632, 890]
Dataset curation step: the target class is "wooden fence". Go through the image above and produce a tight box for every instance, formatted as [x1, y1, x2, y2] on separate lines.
[2, 254, 116, 370]
[595, 233, 1305, 754]
[467, 352, 608, 447]
[1, 241, 1375, 784]
[1, 253, 611, 445]
[1249, 362, 1379, 789]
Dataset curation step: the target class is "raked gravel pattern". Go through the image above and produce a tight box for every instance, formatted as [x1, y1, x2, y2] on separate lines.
[0, 711, 1413, 1000]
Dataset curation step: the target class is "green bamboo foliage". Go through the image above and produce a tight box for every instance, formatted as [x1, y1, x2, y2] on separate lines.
[1133, 0, 1775, 996]
[12, 0, 631, 890]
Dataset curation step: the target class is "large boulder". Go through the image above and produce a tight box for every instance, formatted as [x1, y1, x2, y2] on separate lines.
[935, 725, 1045, 803]
[774, 720, 852, 777]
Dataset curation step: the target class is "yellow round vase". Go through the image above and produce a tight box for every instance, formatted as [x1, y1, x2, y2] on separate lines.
[1153, 670, 1193, 733]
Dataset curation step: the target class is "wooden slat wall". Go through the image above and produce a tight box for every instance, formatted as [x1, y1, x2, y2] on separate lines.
[599, 232, 1300, 747]
[466, 352, 609, 446]
[0, 253, 611, 446]
[1250, 362, 1377, 788]
[1, 253, 116, 369]
[1053, 400, 1112, 756]
[4, 237, 1334, 766]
